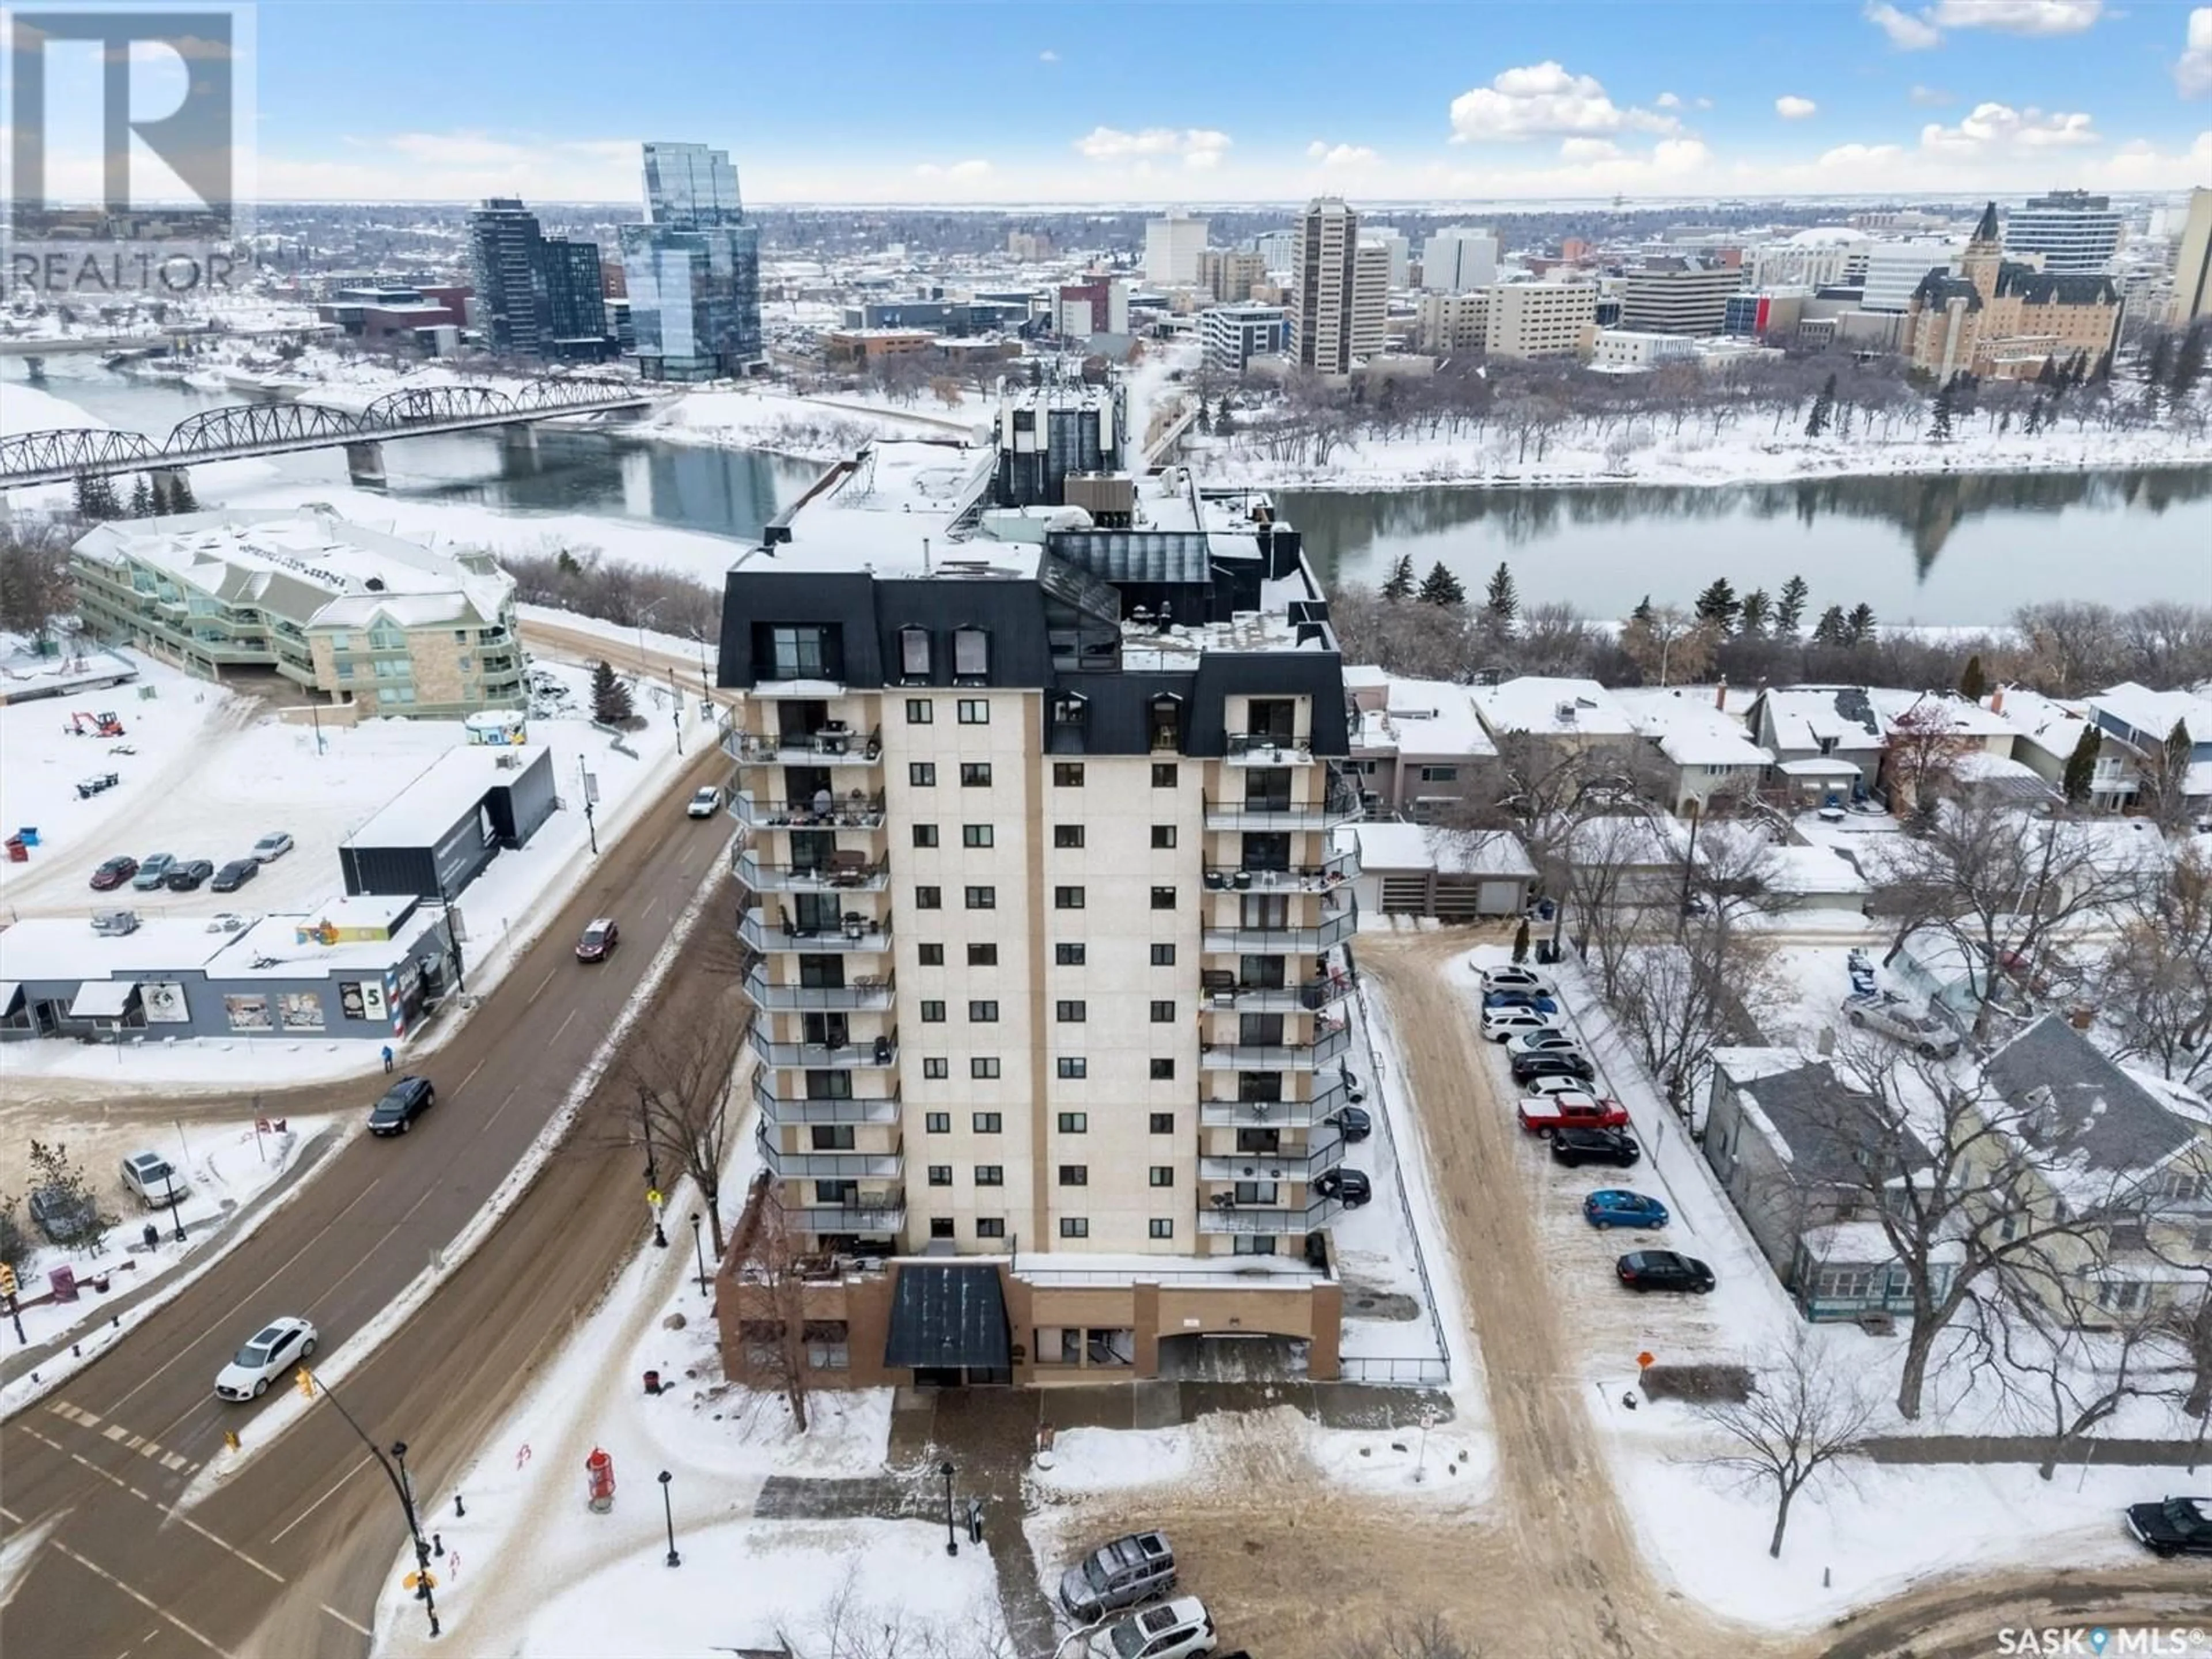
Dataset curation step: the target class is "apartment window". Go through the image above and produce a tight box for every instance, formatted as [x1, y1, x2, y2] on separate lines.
[1058, 1112, 1089, 1133]
[1054, 763, 1086, 786]
[1152, 763, 1178, 787]
[1149, 1218, 1175, 1240]
[912, 824, 939, 849]
[1054, 885, 1085, 910]
[1150, 1000, 1176, 1023]
[914, 885, 941, 910]
[918, 943, 945, 966]
[896, 624, 931, 680]
[1054, 824, 1085, 849]
[1149, 1112, 1175, 1133]
[1233, 1235, 1278, 1257]
[810, 1125, 855, 1151]
[927, 1165, 953, 1187]
[906, 697, 933, 724]
[975, 1165, 1005, 1185]
[923, 1060, 948, 1081]
[1059, 1217, 1089, 1239]
[929, 1217, 955, 1240]
[920, 1000, 946, 1024]
[972, 1058, 1001, 1080]
[952, 626, 990, 681]
[962, 824, 994, 848]
[762, 624, 839, 680]
[968, 1000, 999, 1022]
[925, 1111, 951, 1132]
[1148, 695, 1182, 753]
[972, 1110, 1002, 1132]
[957, 699, 990, 725]
[1057, 1057, 1088, 1079]
[1056, 1000, 1087, 1023]
[1059, 1165, 1088, 1186]
[970, 1217, 1003, 1241]
[1151, 824, 1177, 849]
[1150, 943, 1176, 967]
[1418, 765, 1459, 783]
[960, 763, 992, 787]
[1149, 1166, 1175, 1188]
[909, 762, 936, 786]
[964, 885, 995, 910]
[1150, 1059, 1176, 1080]
[967, 943, 997, 967]
[1056, 943, 1087, 966]
[1150, 886, 1177, 911]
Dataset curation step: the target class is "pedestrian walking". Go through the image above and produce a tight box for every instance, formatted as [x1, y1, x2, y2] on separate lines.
[381, 1044, 395, 1073]
[142, 1222, 159, 1253]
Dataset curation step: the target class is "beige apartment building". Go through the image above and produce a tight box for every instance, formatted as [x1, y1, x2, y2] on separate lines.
[715, 405, 1364, 1388]
[1416, 289, 1490, 353]
[1196, 247, 1267, 305]
[1291, 198, 1387, 376]
[1486, 280, 1599, 360]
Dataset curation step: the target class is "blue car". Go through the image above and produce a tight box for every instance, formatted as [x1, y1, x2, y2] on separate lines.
[1582, 1189, 1669, 1230]
[1483, 990, 1560, 1014]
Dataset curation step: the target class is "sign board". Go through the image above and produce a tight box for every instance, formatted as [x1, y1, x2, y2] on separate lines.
[582, 771, 600, 806]
[142, 980, 189, 1024]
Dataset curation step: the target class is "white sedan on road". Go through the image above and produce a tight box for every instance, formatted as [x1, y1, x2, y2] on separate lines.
[687, 786, 723, 819]
[214, 1317, 317, 1401]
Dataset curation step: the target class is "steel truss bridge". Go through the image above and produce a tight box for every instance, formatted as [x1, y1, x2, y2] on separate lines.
[0, 377, 653, 488]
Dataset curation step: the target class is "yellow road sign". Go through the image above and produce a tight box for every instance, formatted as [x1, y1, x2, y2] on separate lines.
[646, 1189, 663, 1207]
[404, 1570, 438, 1590]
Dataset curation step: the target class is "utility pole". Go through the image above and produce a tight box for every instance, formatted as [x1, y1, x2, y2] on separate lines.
[294, 1368, 441, 1639]
[579, 756, 598, 856]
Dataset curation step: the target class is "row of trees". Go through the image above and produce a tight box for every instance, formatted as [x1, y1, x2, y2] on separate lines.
[71, 470, 199, 522]
[503, 540, 722, 642]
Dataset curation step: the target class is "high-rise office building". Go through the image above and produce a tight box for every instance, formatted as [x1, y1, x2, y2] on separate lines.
[1364, 229, 1410, 289]
[1618, 256, 1744, 336]
[1293, 198, 1385, 375]
[2170, 188, 2212, 326]
[1422, 227, 1498, 293]
[619, 141, 763, 382]
[1145, 213, 1210, 286]
[466, 198, 609, 361]
[1862, 238, 1965, 312]
[2004, 190, 2125, 275]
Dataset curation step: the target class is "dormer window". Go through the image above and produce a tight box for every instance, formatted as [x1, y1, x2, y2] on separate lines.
[1149, 694, 1183, 754]
[1053, 691, 1088, 729]
[899, 626, 930, 681]
[953, 627, 989, 683]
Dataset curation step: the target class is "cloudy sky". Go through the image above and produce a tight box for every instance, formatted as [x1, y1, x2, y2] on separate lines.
[74, 0, 2212, 204]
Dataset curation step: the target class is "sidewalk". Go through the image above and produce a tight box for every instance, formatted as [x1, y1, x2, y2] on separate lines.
[1863, 1432, 2212, 1467]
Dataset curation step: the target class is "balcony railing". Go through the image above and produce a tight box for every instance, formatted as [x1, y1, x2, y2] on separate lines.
[1201, 780, 1359, 831]
[1202, 909, 1357, 954]
[1200, 974, 1354, 1014]
[740, 909, 892, 956]
[1202, 846, 1359, 890]
[1199, 1078, 1346, 1130]
[785, 1199, 906, 1236]
[1195, 1195, 1346, 1234]
[734, 853, 890, 894]
[1198, 1022, 1352, 1071]
[743, 968, 895, 1012]
[757, 1141, 907, 1182]
[725, 725, 882, 766]
[1198, 1131, 1346, 1185]
[748, 1029, 899, 1071]
[1224, 733, 1316, 766]
[732, 791, 887, 831]
[753, 1078, 900, 1125]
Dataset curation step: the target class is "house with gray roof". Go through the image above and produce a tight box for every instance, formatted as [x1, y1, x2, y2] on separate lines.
[1745, 686, 1887, 796]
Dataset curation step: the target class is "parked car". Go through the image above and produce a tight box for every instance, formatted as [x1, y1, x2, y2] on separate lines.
[1522, 1072, 1593, 1099]
[1480, 966, 1555, 994]
[28, 1184, 101, 1244]
[214, 1316, 317, 1401]
[120, 1151, 186, 1209]
[687, 786, 722, 819]
[1616, 1251, 1715, 1294]
[210, 858, 259, 893]
[2123, 1495, 2212, 1558]
[250, 831, 294, 862]
[131, 854, 177, 891]
[1338, 1065, 1366, 1105]
[575, 918, 619, 962]
[1481, 1006, 1565, 1041]
[1085, 1597, 1217, 1659]
[1313, 1167, 1372, 1206]
[368, 1075, 437, 1137]
[1511, 1051, 1596, 1085]
[1505, 1029, 1581, 1057]
[1582, 1189, 1669, 1230]
[1328, 1104, 1372, 1143]
[1842, 992, 1961, 1060]
[164, 859, 215, 892]
[1550, 1127, 1642, 1169]
[89, 855, 138, 891]
[1482, 990, 1560, 1014]
[1517, 1093, 1631, 1137]
[1058, 1531, 1177, 1624]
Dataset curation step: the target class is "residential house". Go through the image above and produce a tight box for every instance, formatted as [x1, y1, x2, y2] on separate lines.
[1469, 676, 1638, 765]
[1702, 1048, 1955, 1321]
[2087, 683, 2212, 823]
[1984, 686, 2139, 811]
[1340, 821, 1536, 920]
[1613, 685, 1772, 817]
[1343, 671, 1498, 821]
[1746, 686, 1887, 797]
[1755, 844, 1872, 914]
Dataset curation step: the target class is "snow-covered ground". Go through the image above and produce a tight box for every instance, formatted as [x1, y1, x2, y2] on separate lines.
[645, 383, 987, 463]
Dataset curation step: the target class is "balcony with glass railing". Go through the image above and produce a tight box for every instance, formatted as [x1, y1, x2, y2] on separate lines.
[752, 1078, 900, 1126]
[1200, 905, 1355, 955]
[748, 1028, 899, 1071]
[743, 968, 895, 1013]
[757, 1142, 906, 1183]
[724, 724, 882, 767]
[730, 790, 888, 831]
[1200, 844, 1359, 892]
[1198, 964, 1353, 1014]
[739, 907, 892, 956]
[1198, 1077, 1346, 1130]
[1195, 1194, 1345, 1234]
[782, 1193, 907, 1236]
[1201, 773, 1358, 831]
[1222, 732, 1318, 767]
[734, 852, 891, 894]
[1197, 1021, 1352, 1071]
[1196, 1131, 1346, 1186]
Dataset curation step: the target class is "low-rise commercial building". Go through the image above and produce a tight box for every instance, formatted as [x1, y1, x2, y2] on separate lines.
[1618, 257, 1743, 336]
[1199, 304, 1289, 373]
[1485, 280, 1597, 360]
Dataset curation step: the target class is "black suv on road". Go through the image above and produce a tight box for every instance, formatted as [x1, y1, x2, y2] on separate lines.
[369, 1076, 437, 1137]
[1550, 1126, 1641, 1169]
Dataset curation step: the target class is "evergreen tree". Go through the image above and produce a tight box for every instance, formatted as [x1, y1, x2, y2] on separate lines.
[1212, 399, 1234, 438]
[2024, 393, 2046, 435]
[2143, 335, 2173, 390]
[1380, 553, 1416, 603]
[1693, 577, 1740, 632]
[1483, 561, 1519, 629]
[2090, 350, 2112, 385]
[1630, 593, 1655, 626]
[166, 471, 198, 512]
[1843, 602, 1877, 646]
[2035, 357, 2058, 389]
[147, 475, 172, 514]
[1774, 574, 1810, 637]
[128, 476, 153, 518]
[1957, 653, 1987, 703]
[2067, 351, 2088, 389]
[1416, 560, 1467, 608]
[1196, 401, 1213, 435]
[1804, 373, 1836, 438]
[590, 660, 634, 724]
[1927, 381, 1955, 443]
[2170, 325, 2207, 405]
[1810, 604, 1849, 646]
[1737, 588, 1771, 638]
[2061, 721, 2101, 805]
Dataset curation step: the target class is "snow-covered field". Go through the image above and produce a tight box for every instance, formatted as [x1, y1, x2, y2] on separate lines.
[645, 383, 987, 463]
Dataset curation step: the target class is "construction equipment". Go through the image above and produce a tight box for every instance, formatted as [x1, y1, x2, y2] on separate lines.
[67, 711, 125, 737]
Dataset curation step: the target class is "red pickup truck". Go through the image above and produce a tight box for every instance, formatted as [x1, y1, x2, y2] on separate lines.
[1516, 1092, 1631, 1137]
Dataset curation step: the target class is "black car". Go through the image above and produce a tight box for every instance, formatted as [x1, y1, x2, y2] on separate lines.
[1314, 1167, 1372, 1206]
[29, 1184, 101, 1244]
[368, 1075, 437, 1137]
[164, 858, 216, 892]
[1550, 1126, 1641, 1169]
[210, 858, 259, 893]
[1616, 1251, 1715, 1294]
[1329, 1104, 1373, 1143]
[1512, 1051, 1596, 1085]
[2124, 1495, 2212, 1558]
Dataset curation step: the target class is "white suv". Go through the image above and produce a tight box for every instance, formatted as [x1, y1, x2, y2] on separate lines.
[1088, 1597, 1217, 1659]
[120, 1151, 185, 1208]
[687, 786, 722, 819]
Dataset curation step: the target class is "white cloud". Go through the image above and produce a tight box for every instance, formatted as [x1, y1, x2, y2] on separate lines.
[914, 158, 992, 180]
[1072, 126, 1231, 169]
[1694, 96, 1714, 110]
[1919, 101, 2099, 153]
[1654, 90, 1683, 109]
[1039, 48, 1059, 63]
[1930, 0, 2101, 34]
[2179, 9, 2212, 97]
[1559, 137, 1624, 161]
[1305, 140, 1378, 167]
[1818, 142, 1907, 168]
[1775, 95, 1819, 119]
[1909, 84, 1955, 106]
[1448, 60, 1677, 141]
[1865, 2, 1942, 48]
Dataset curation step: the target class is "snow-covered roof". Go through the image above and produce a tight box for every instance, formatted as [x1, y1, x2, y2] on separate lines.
[1800, 1220, 1963, 1264]
[1777, 756, 1862, 777]
[1469, 676, 1635, 738]
[1760, 844, 1872, 896]
[1558, 812, 1690, 868]
[736, 441, 1014, 578]
[1984, 686, 2092, 763]
[1612, 687, 1771, 768]
[1757, 686, 1886, 752]
[1984, 1013, 2202, 1179]
[2089, 682, 2212, 749]
[219, 907, 445, 977]
[0, 916, 239, 982]
[349, 744, 546, 847]
[1351, 676, 1498, 760]
[1347, 821, 1536, 878]
[1870, 688, 2017, 740]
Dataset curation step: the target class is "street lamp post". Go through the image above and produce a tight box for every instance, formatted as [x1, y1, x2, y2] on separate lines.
[689, 1211, 709, 1296]
[658, 1469, 680, 1567]
[294, 1369, 440, 1638]
[940, 1460, 958, 1557]
[669, 668, 684, 756]
[165, 1172, 185, 1244]
[635, 600, 664, 680]
[638, 1088, 668, 1249]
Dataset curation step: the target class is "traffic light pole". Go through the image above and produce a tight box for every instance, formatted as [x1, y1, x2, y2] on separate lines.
[296, 1366, 441, 1638]
[5, 1289, 23, 1346]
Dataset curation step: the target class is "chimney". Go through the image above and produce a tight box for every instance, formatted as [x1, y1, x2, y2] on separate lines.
[1990, 685, 2005, 715]
[1715, 674, 1729, 711]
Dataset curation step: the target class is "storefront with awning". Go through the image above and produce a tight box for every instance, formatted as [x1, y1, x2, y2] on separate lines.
[67, 979, 141, 1024]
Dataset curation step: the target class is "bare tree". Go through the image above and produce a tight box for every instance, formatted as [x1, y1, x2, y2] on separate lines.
[2100, 843, 2212, 1089]
[1974, 1269, 2171, 1481]
[1881, 698, 1979, 818]
[1619, 604, 1717, 687]
[727, 1174, 817, 1434]
[1347, 1613, 1484, 1659]
[0, 522, 78, 647]
[1694, 1331, 1876, 1558]
[626, 1013, 745, 1258]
